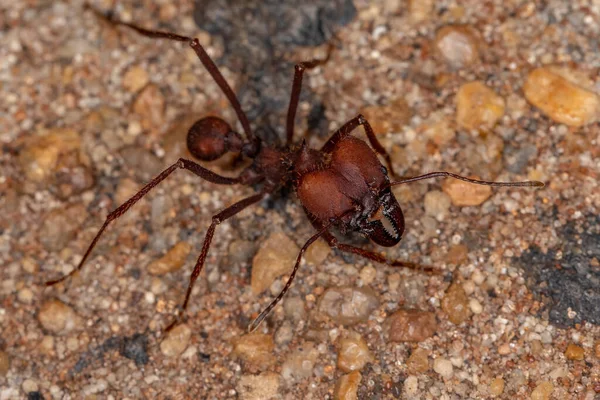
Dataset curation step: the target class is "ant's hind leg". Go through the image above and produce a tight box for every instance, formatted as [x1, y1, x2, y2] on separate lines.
[165, 192, 266, 331]
[321, 114, 397, 177]
[45, 158, 241, 286]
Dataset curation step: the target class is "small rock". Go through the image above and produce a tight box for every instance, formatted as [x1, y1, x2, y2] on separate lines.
[120, 333, 149, 365]
[594, 341, 600, 358]
[359, 265, 376, 285]
[123, 65, 149, 93]
[227, 240, 256, 265]
[469, 298, 483, 314]
[251, 232, 300, 294]
[22, 379, 38, 393]
[284, 296, 306, 322]
[404, 376, 419, 396]
[386, 309, 437, 342]
[456, 81, 505, 131]
[408, 0, 433, 22]
[119, 146, 164, 183]
[407, 347, 429, 373]
[38, 299, 81, 335]
[337, 332, 373, 372]
[564, 343, 585, 360]
[233, 333, 275, 367]
[434, 25, 480, 68]
[274, 322, 294, 346]
[490, 377, 505, 396]
[530, 381, 553, 400]
[133, 84, 166, 130]
[446, 244, 469, 265]
[523, 66, 600, 127]
[433, 357, 453, 379]
[0, 351, 9, 376]
[160, 324, 191, 357]
[442, 177, 492, 207]
[442, 284, 472, 325]
[17, 288, 34, 305]
[305, 239, 331, 265]
[361, 97, 413, 135]
[335, 371, 361, 400]
[51, 150, 95, 200]
[318, 287, 379, 325]
[424, 190, 451, 221]
[147, 241, 192, 275]
[19, 128, 81, 184]
[281, 342, 319, 381]
[237, 373, 280, 400]
[39, 204, 87, 252]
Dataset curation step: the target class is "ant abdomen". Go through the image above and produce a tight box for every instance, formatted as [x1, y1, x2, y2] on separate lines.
[187, 116, 243, 161]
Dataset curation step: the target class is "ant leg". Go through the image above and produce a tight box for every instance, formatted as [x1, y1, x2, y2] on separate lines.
[86, 4, 254, 142]
[286, 44, 334, 146]
[247, 222, 331, 332]
[45, 158, 241, 286]
[166, 192, 266, 331]
[388, 172, 544, 188]
[305, 213, 439, 275]
[321, 114, 397, 177]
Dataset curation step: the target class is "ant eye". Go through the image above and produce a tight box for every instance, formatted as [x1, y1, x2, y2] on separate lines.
[381, 166, 388, 176]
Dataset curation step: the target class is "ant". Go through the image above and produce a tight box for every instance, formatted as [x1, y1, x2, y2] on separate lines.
[46, 5, 544, 333]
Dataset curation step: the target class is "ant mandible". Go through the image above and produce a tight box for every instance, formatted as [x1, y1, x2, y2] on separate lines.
[46, 5, 544, 333]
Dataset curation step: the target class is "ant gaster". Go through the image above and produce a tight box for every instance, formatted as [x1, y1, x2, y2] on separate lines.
[46, 6, 544, 332]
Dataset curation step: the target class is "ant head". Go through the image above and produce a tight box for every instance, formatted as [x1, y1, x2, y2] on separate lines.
[298, 136, 406, 247]
[187, 116, 243, 161]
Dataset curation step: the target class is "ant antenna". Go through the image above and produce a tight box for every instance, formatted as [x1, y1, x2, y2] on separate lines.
[387, 172, 545, 188]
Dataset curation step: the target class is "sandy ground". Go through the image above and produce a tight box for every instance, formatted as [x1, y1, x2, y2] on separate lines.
[1, 0, 599, 399]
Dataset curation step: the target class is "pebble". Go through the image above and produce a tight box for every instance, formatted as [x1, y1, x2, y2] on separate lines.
[38, 299, 81, 335]
[455, 81, 505, 131]
[408, 0, 433, 22]
[530, 381, 553, 400]
[251, 232, 300, 294]
[433, 357, 454, 379]
[564, 343, 585, 361]
[442, 177, 492, 207]
[318, 287, 379, 325]
[237, 373, 280, 400]
[119, 146, 164, 183]
[233, 333, 275, 367]
[424, 190, 451, 221]
[39, 204, 87, 251]
[18, 128, 81, 183]
[132, 83, 166, 130]
[442, 284, 472, 325]
[358, 265, 376, 285]
[523, 66, 600, 127]
[147, 241, 192, 275]
[445, 244, 469, 266]
[434, 25, 480, 68]
[160, 324, 191, 358]
[305, 239, 331, 265]
[281, 343, 319, 381]
[404, 376, 419, 396]
[406, 347, 429, 373]
[22, 379, 38, 393]
[334, 371, 361, 400]
[360, 97, 412, 134]
[0, 351, 9, 376]
[386, 309, 437, 342]
[227, 240, 256, 265]
[469, 298, 483, 314]
[337, 332, 373, 372]
[17, 287, 34, 304]
[283, 296, 306, 322]
[490, 377, 505, 396]
[594, 341, 600, 358]
[122, 65, 149, 93]
[274, 322, 293, 346]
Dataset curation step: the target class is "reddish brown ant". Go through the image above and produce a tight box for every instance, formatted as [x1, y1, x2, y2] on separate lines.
[46, 5, 544, 333]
